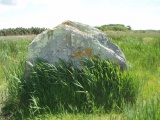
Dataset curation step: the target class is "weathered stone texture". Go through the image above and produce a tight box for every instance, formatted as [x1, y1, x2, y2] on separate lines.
[26, 20, 127, 69]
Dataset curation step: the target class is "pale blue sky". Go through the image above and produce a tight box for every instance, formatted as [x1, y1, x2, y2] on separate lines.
[0, 0, 160, 30]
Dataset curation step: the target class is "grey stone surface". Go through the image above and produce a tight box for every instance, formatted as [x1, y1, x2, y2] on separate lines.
[26, 20, 127, 69]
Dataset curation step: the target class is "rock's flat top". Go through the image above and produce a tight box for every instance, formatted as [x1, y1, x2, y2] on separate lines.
[27, 20, 127, 69]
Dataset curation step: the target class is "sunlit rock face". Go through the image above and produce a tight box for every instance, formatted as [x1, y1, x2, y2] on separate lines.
[26, 20, 127, 69]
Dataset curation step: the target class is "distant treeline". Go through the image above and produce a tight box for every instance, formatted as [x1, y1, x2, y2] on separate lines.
[96, 24, 131, 31]
[0, 27, 47, 36]
[0, 25, 159, 36]
[0, 25, 130, 36]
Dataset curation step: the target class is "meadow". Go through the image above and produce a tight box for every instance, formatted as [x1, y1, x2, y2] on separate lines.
[0, 31, 160, 120]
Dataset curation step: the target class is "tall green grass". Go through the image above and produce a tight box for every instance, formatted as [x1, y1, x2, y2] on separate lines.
[0, 36, 33, 84]
[124, 96, 160, 120]
[0, 36, 33, 119]
[2, 58, 139, 119]
[0, 32, 160, 119]
[108, 33, 160, 120]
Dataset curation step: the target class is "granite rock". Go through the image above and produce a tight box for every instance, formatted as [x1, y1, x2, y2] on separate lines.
[26, 21, 127, 70]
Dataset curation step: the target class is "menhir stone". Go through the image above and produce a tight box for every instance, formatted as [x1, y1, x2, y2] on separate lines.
[26, 20, 127, 71]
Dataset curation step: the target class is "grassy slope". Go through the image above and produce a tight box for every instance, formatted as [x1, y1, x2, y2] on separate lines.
[0, 32, 160, 119]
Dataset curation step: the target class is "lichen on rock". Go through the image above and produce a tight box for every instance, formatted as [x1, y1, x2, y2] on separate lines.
[26, 20, 127, 71]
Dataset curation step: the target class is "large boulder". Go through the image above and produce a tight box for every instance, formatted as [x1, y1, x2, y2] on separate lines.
[26, 20, 127, 70]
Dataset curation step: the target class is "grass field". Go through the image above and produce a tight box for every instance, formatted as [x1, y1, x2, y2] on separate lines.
[0, 32, 160, 120]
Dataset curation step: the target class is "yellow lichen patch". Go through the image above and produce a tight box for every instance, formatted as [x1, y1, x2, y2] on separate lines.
[74, 51, 83, 58]
[85, 48, 92, 56]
